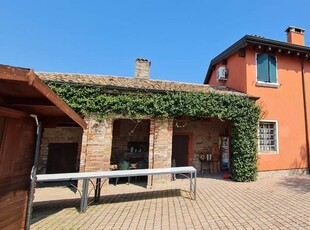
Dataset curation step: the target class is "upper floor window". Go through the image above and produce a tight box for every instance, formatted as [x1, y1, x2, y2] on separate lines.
[256, 53, 277, 84]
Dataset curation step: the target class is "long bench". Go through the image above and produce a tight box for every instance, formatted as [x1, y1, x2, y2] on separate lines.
[36, 166, 197, 213]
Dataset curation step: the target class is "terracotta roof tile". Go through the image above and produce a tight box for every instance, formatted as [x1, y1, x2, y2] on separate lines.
[36, 72, 246, 96]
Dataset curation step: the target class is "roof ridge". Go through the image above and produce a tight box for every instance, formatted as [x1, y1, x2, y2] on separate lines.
[36, 71, 131, 79]
[36, 71, 210, 87]
[36, 71, 246, 96]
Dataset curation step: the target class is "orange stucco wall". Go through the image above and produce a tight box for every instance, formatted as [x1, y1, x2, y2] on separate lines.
[246, 49, 308, 171]
[208, 47, 310, 172]
[209, 52, 247, 93]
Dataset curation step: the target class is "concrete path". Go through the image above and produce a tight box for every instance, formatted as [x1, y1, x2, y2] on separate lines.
[31, 175, 310, 230]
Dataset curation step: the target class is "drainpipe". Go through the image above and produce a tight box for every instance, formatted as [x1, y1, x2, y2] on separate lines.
[301, 58, 310, 174]
[151, 119, 156, 188]
[25, 114, 42, 230]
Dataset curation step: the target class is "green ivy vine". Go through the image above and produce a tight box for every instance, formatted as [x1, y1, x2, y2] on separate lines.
[47, 82, 260, 182]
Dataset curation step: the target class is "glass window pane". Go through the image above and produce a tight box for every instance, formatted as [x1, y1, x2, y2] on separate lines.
[269, 55, 277, 83]
[257, 54, 269, 82]
[258, 121, 277, 152]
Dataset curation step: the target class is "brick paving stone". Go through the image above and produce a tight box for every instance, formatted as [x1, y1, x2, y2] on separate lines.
[30, 175, 310, 230]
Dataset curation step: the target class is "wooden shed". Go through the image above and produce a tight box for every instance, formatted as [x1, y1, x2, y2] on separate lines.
[0, 65, 86, 229]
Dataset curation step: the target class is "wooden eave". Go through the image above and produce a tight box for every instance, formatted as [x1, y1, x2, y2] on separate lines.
[0, 65, 87, 129]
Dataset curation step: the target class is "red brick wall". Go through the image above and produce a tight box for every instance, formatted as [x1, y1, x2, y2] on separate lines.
[80, 117, 113, 172]
[111, 119, 150, 164]
[79, 116, 174, 186]
[173, 118, 230, 170]
[148, 118, 174, 186]
[38, 127, 83, 174]
[48, 115, 230, 187]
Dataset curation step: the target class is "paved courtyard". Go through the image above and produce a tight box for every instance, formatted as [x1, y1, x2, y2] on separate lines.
[31, 175, 310, 230]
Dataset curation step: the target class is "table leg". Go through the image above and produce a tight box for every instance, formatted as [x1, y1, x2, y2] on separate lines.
[80, 179, 89, 213]
[94, 178, 101, 203]
[190, 172, 193, 192]
[194, 171, 197, 200]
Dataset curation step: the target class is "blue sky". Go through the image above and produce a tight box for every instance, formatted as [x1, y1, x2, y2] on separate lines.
[1, 1, 309, 83]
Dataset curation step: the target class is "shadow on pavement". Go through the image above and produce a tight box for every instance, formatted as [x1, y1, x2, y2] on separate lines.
[31, 188, 182, 224]
[31, 198, 80, 224]
[96, 188, 182, 205]
[278, 175, 310, 193]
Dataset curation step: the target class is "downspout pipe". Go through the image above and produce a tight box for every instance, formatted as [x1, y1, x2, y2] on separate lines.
[25, 114, 43, 230]
[301, 59, 310, 174]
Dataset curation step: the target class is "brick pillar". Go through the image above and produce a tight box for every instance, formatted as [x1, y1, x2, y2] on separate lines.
[148, 118, 173, 188]
[80, 116, 113, 173]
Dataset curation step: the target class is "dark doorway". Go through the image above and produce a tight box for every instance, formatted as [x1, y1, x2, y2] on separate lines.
[46, 143, 79, 174]
[172, 135, 189, 166]
[111, 119, 150, 165]
[110, 119, 150, 185]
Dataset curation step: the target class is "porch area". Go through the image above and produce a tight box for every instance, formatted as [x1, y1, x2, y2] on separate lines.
[83, 116, 232, 187]
[37, 115, 232, 188]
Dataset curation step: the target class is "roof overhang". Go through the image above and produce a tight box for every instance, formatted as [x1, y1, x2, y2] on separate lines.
[0, 65, 87, 129]
[204, 35, 310, 84]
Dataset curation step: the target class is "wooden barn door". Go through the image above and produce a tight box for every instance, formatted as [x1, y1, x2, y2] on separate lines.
[46, 143, 78, 174]
[0, 116, 36, 229]
[172, 135, 189, 166]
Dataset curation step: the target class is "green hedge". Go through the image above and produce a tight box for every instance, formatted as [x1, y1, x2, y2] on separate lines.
[48, 82, 260, 181]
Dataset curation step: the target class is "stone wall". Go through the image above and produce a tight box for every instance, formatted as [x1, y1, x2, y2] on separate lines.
[38, 116, 232, 186]
[258, 169, 308, 179]
[111, 119, 150, 164]
[148, 118, 174, 187]
[80, 116, 113, 172]
[173, 118, 230, 172]
[38, 127, 83, 174]
[79, 116, 175, 187]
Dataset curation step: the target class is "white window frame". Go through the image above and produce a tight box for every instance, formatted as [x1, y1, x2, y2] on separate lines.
[258, 120, 279, 154]
[255, 53, 279, 88]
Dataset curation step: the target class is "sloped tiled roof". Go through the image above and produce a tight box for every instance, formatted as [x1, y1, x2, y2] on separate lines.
[37, 72, 246, 96]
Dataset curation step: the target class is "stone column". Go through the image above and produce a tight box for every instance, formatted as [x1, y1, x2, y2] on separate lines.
[148, 118, 173, 188]
[79, 116, 113, 173]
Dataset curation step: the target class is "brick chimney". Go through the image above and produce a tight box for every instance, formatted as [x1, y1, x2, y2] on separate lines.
[285, 26, 305, 46]
[135, 58, 151, 79]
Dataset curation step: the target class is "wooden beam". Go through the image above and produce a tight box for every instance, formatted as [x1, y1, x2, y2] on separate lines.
[0, 65, 86, 129]
[5, 97, 54, 106]
[0, 106, 28, 119]
[40, 116, 78, 123]
[0, 65, 29, 81]
[26, 70, 87, 129]
[252, 45, 262, 51]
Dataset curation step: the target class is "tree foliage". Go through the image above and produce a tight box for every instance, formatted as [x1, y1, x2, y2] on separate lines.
[48, 82, 260, 181]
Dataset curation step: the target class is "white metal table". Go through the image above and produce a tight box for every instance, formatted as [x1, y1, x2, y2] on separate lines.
[36, 166, 197, 213]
